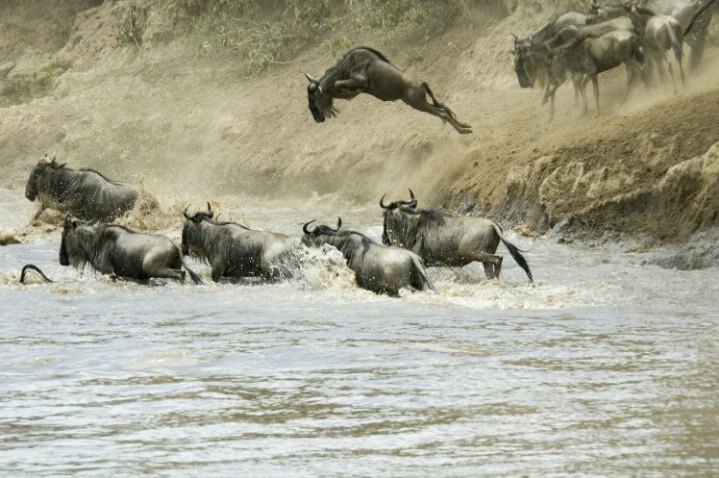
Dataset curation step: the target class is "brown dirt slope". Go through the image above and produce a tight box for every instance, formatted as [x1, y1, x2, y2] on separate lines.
[0, 0, 717, 249]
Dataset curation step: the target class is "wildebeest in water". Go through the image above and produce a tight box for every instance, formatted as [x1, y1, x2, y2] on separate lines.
[60, 216, 202, 284]
[380, 190, 533, 283]
[182, 203, 302, 282]
[304, 46, 472, 134]
[25, 154, 158, 222]
[302, 217, 438, 296]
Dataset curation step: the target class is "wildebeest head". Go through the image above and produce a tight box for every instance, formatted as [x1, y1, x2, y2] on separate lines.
[181, 202, 214, 256]
[305, 73, 337, 123]
[25, 153, 65, 201]
[59, 215, 95, 268]
[301, 217, 343, 248]
[379, 189, 418, 246]
[513, 35, 539, 89]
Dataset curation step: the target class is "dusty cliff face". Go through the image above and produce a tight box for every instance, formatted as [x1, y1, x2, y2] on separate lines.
[1, 0, 718, 254]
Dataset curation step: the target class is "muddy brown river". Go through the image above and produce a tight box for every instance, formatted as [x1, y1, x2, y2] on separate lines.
[1, 191, 718, 477]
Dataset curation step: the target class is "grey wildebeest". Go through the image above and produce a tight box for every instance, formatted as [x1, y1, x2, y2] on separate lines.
[181, 203, 301, 282]
[302, 218, 437, 296]
[513, 15, 634, 119]
[25, 154, 158, 222]
[627, 4, 685, 92]
[60, 216, 202, 284]
[304, 46, 472, 134]
[380, 191, 533, 283]
[544, 27, 646, 117]
[632, 0, 710, 70]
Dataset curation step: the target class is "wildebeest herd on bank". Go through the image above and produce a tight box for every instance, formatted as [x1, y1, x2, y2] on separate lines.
[512, 0, 717, 119]
[9, 0, 718, 294]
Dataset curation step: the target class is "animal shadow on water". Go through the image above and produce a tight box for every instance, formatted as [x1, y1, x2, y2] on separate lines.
[304, 46, 472, 134]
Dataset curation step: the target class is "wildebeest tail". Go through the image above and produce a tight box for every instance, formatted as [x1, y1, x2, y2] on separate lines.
[181, 258, 203, 285]
[672, 41, 682, 62]
[493, 225, 533, 283]
[20, 264, 54, 284]
[413, 256, 438, 294]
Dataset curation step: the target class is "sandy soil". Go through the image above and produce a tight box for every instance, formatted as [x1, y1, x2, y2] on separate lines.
[1, 0, 718, 253]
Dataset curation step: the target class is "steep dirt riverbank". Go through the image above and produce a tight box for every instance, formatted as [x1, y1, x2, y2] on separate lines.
[1, 0, 718, 260]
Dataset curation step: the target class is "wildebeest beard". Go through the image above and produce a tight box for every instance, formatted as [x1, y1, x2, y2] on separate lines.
[514, 53, 534, 88]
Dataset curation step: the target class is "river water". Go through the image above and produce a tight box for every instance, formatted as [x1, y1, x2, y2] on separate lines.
[1, 190, 718, 477]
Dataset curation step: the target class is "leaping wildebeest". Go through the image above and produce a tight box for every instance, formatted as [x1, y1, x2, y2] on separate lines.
[302, 218, 437, 296]
[182, 203, 302, 282]
[60, 216, 202, 284]
[25, 154, 158, 222]
[304, 46, 472, 134]
[380, 190, 533, 283]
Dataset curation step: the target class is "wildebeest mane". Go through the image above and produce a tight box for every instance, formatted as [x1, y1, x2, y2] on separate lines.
[198, 216, 251, 230]
[398, 206, 448, 227]
[103, 223, 137, 234]
[348, 230, 375, 255]
[533, 21, 558, 43]
[78, 167, 126, 186]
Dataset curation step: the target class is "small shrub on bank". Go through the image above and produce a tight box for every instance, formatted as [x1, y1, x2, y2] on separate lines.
[195, 0, 473, 74]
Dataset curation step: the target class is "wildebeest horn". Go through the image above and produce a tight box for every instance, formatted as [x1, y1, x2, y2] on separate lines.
[380, 194, 391, 209]
[303, 220, 316, 234]
[206, 202, 213, 218]
[304, 73, 319, 84]
[20, 264, 53, 284]
[183, 206, 193, 220]
[408, 189, 415, 201]
[333, 217, 342, 232]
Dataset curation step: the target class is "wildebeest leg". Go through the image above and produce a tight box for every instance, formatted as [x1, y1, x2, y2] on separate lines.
[469, 253, 503, 279]
[211, 265, 225, 283]
[33, 205, 46, 220]
[622, 61, 643, 105]
[568, 72, 583, 108]
[109, 274, 149, 284]
[580, 76, 592, 115]
[409, 83, 472, 134]
[334, 77, 369, 94]
[653, 51, 668, 83]
[152, 268, 185, 282]
[666, 56, 677, 95]
[542, 82, 559, 121]
[590, 75, 600, 117]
